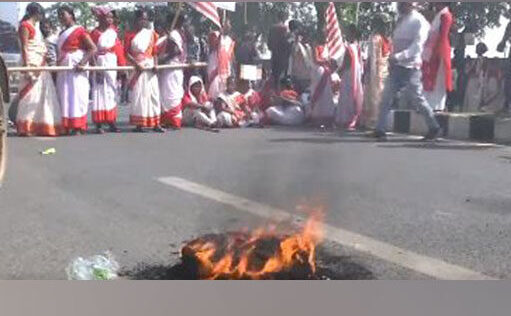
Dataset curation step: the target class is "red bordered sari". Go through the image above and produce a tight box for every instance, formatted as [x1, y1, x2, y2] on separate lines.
[16, 21, 63, 136]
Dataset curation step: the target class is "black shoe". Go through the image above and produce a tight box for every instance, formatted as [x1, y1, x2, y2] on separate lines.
[153, 126, 166, 133]
[422, 127, 441, 141]
[367, 130, 387, 142]
[133, 126, 144, 133]
[95, 128, 105, 135]
[108, 125, 121, 133]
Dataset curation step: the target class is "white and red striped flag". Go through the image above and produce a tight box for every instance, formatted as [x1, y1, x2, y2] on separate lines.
[187, 2, 222, 29]
[325, 2, 345, 63]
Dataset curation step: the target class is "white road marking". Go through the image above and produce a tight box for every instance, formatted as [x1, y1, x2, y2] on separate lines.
[432, 211, 457, 223]
[157, 176, 496, 280]
[34, 137, 56, 141]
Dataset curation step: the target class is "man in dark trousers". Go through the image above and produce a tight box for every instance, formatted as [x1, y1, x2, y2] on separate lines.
[268, 10, 292, 89]
[453, 30, 467, 112]
[369, 2, 441, 141]
[497, 21, 511, 115]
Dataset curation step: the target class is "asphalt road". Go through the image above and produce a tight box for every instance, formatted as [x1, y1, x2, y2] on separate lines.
[2, 113, 511, 279]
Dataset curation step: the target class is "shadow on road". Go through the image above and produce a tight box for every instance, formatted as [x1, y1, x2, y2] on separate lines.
[269, 134, 499, 150]
[377, 143, 498, 151]
[268, 137, 424, 145]
[463, 196, 511, 216]
[119, 247, 375, 280]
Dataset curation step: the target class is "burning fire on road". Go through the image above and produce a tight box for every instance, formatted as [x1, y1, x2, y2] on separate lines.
[181, 213, 324, 280]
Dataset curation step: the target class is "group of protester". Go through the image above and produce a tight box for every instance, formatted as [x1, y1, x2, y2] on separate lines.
[13, 2, 454, 142]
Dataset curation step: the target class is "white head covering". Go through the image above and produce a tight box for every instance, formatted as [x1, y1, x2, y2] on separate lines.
[187, 76, 206, 103]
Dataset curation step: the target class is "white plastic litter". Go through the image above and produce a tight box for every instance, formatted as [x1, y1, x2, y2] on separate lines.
[40, 148, 56, 155]
[66, 252, 119, 280]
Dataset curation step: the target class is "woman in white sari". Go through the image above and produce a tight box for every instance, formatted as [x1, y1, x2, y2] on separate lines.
[362, 16, 391, 129]
[422, 3, 453, 112]
[56, 6, 97, 136]
[266, 76, 306, 126]
[125, 9, 165, 133]
[336, 24, 364, 131]
[16, 3, 62, 137]
[157, 12, 186, 130]
[309, 45, 337, 126]
[207, 20, 235, 100]
[182, 76, 217, 129]
[90, 5, 126, 134]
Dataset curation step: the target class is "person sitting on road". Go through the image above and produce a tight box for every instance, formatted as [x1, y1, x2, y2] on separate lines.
[182, 76, 217, 129]
[265, 76, 306, 126]
[308, 42, 338, 127]
[239, 79, 265, 128]
[215, 76, 248, 128]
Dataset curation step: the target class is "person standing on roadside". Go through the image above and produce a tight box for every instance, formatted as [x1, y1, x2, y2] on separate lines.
[369, 2, 441, 141]
[268, 10, 292, 89]
[497, 18, 511, 114]
[422, 2, 454, 113]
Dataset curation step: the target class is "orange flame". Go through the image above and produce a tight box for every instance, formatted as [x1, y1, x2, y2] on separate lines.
[181, 212, 324, 280]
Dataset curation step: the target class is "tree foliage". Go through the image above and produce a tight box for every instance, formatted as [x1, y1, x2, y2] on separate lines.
[450, 2, 509, 37]
[47, 2, 98, 29]
[43, 2, 510, 41]
[313, 2, 396, 39]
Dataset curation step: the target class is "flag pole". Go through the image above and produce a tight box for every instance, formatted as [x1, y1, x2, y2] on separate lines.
[244, 3, 248, 25]
[355, 2, 361, 26]
[170, 2, 183, 30]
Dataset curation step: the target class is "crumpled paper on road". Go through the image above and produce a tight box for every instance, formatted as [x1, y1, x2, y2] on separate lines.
[66, 251, 119, 280]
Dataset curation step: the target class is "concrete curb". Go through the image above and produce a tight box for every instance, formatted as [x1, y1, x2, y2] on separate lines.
[495, 118, 511, 144]
[391, 110, 498, 143]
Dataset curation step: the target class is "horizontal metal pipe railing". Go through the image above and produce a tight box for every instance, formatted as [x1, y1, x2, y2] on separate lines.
[7, 62, 208, 73]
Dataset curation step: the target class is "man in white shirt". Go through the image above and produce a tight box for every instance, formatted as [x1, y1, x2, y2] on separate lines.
[371, 2, 441, 141]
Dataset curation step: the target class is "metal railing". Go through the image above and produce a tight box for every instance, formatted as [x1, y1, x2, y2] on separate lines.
[7, 62, 208, 73]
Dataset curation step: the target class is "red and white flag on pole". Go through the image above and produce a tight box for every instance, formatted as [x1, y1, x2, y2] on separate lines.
[187, 2, 222, 29]
[325, 2, 345, 63]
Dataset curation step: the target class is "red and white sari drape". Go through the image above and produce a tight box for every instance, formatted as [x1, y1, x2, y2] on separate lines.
[216, 91, 246, 127]
[57, 25, 90, 131]
[16, 21, 62, 136]
[158, 29, 185, 128]
[422, 7, 453, 111]
[362, 34, 391, 129]
[309, 64, 336, 123]
[337, 43, 364, 129]
[207, 32, 235, 99]
[243, 89, 264, 125]
[90, 27, 125, 125]
[265, 89, 305, 126]
[126, 28, 161, 127]
[181, 76, 216, 127]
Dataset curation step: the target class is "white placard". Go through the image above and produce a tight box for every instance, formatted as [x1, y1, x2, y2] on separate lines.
[214, 2, 236, 12]
[240, 65, 260, 81]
